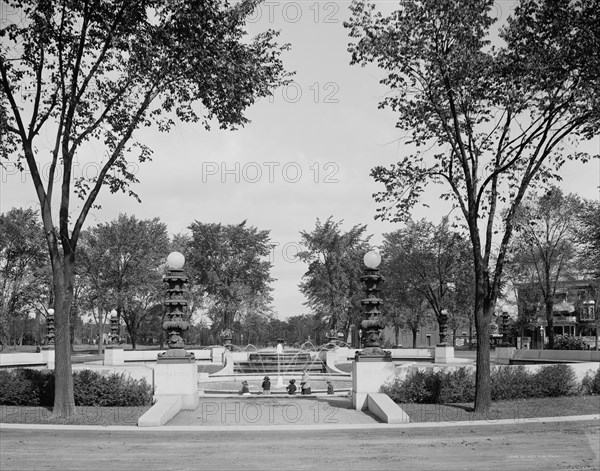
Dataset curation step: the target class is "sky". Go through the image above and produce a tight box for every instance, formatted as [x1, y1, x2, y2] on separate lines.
[1, 1, 599, 320]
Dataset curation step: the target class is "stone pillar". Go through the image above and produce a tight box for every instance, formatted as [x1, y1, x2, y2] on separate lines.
[352, 360, 397, 410]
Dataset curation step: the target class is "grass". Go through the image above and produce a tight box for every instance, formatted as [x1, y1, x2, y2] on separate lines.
[401, 395, 600, 423]
[0, 405, 152, 426]
[1, 396, 597, 426]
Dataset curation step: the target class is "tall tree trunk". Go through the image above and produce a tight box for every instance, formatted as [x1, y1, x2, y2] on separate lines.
[469, 317, 473, 350]
[473, 272, 492, 413]
[130, 322, 137, 350]
[52, 255, 76, 417]
[412, 327, 418, 348]
[545, 299, 554, 349]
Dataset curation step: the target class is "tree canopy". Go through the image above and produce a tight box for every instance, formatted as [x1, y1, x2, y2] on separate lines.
[346, 0, 600, 411]
[185, 220, 274, 333]
[1, 0, 291, 416]
[298, 217, 371, 336]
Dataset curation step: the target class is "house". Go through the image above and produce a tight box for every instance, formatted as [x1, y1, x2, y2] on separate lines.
[516, 278, 598, 344]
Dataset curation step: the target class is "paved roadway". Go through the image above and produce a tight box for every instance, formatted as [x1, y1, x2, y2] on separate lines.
[1, 420, 598, 471]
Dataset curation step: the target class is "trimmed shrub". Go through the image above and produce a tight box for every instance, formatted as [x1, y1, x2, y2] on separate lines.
[439, 367, 475, 403]
[381, 364, 584, 404]
[73, 370, 152, 406]
[380, 369, 442, 403]
[491, 366, 537, 400]
[553, 335, 589, 350]
[0, 369, 41, 405]
[0, 369, 152, 407]
[581, 368, 600, 395]
[534, 364, 578, 397]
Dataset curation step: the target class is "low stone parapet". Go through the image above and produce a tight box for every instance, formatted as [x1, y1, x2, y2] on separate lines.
[138, 396, 182, 427]
[366, 393, 410, 424]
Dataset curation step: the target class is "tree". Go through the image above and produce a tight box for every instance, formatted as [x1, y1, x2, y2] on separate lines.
[0, 208, 49, 348]
[509, 186, 583, 348]
[578, 201, 600, 279]
[1, 0, 290, 415]
[381, 218, 473, 345]
[80, 214, 169, 350]
[298, 217, 371, 337]
[346, 0, 600, 411]
[185, 220, 274, 334]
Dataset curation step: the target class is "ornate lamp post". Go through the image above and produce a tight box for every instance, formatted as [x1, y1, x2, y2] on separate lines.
[500, 310, 511, 346]
[45, 308, 55, 346]
[109, 309, 120, 344]
[157, 252, 195, 362]
[355, 250, 391, 362]
[438, 309, 449, 346]
[221, 328, 234, 351]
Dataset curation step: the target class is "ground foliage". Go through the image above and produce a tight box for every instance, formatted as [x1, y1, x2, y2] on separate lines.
[380, 364, 597, 404]
[0, 0, 291, 416]
[0, 368, 153, 406]
[346, 0, 600, 412]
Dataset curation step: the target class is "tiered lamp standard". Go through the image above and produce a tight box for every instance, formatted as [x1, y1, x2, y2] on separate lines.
[221, 328, 234, 351]
[438, 309, 449, 346]
[355, 250, 391, 362]
[157, 252, 195, 363]
[45, 308, 55, 346]
[109, 309, 120, 344]
[500, 310, 511, 346]
[42, 308, 56, 369]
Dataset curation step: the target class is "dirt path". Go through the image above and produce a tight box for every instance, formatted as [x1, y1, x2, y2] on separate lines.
[1, 421, 598, 471]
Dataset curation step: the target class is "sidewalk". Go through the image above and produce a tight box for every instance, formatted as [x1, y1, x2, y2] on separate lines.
[166, 395, 380, 427]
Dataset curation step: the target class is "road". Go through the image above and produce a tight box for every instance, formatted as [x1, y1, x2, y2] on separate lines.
[1, 420, 598, 471]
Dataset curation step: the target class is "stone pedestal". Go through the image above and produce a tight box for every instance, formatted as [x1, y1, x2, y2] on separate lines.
[103, 346, 124, 366]
[434, 345, 455, 364]
[352, 360, 396, 411]
[211, 346, 225, 363]
[495, 346, 516, 365]
[41, 346, 55, 369]
[153, 360, 198, 410]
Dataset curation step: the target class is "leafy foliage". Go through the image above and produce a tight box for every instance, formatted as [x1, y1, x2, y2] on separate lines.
[581, 368, 600, 395]
[297, 217, 370, 335]
[0, 368, 152, 406]
[346, 0, 600, 412]
[79, 214, 169, 349]
[1, 0, 290, 415]
[382, 364, 582, 403]
[552, 335, 590, 351]
[185, 220, 274, 333]
[508, 186, 583, 348]
[0, 208, 50, 347]
[381, 218, 473, 345]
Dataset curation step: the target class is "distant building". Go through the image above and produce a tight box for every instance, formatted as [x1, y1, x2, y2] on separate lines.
[516, 278, 598, 345]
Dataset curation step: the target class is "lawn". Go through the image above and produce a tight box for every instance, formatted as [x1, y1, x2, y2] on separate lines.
[401, 395, 600, 423]
[1, 396, 597, 426]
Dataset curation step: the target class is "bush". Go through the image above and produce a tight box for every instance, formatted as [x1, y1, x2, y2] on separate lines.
[491, 366, 537, 400]
[73, 370, 152, 406]
[581, 368, 600, 395]
[439, 367, 475, 403]
[553, 335, 589, 350]
[534, 364, 578, 397]
[381, 364, 584, 404]
[0, 369, 152, 407]
[381, 368, 474, 404]
[380, 369, 442, 403]
[0, 369, 41, 405]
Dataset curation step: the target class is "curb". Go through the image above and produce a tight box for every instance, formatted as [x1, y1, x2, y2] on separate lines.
[1, 414, 598, 432]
